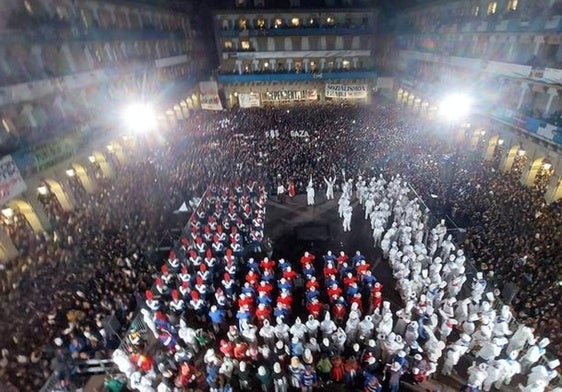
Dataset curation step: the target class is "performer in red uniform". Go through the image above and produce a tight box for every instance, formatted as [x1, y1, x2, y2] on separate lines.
[288, 178, 296, 198]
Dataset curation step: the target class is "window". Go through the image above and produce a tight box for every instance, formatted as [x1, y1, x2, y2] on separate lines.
[342, 60, 350, 69]
[238, 17, 247, 30]
[274, 18, 284, 29]
[507, 0, 518, 11]
[308, 17, 317, 27]
[224, 41, 233, 50]
[291, 17, 300, 27]
[256, 17, 265, 29]
[472, 5, 480, 17]
[487, 1, 497, 15]
[325, 16, 335, 26]
[2, 118, 12, 133]
[240, 40, 250, 50]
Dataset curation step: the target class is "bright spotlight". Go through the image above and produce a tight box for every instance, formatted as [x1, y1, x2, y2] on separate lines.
[121, 103, 157, 133]
[1, 208, 13, 219]
[88, 155, 96, 163]
[37, 185, 49, 195]
[65, 168, 75, 177]
[439, 93, 473, 121]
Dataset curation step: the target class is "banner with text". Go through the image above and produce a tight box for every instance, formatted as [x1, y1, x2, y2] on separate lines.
[238, 92, 261, 108]
[262, 89, 317, 102]
[325, 83, 368, 99]
[199, 81, 223, 110]
[0, 155, 27, 206]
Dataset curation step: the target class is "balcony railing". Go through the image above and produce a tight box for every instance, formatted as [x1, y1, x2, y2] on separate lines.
[220, 25, 371, 37]
[217, 68, 377, 83]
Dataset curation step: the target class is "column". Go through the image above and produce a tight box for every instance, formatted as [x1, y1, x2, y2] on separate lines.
[286, 58, 293, 72]
[319, 58, 326, 72]
[483, 135, 500, 161]
[252, 59, 259, 71]
[30, 46, 44, 71]
[500, 145, 518, 172]
[544, 87, 559, 116]
[352, 57, 358, 69]
[60, 44, 77, 72]
[335, 58, 343, 70]
[303, 58, 310, 73]
[545, 173, 562, 204]
[520, 157, 544, 187]
[269, 59, 276, 71]
[235, 60, 242, 75]
[517, 82, 530, 110]
[533, 35, 545, 56]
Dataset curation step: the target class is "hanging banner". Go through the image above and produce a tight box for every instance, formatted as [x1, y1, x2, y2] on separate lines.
[325, 83, 368, 99]
[199, 81, 223, 110]
[238, 92, 261, 108]
[0, 155, 27, 206]
[262, 89, 317, 102]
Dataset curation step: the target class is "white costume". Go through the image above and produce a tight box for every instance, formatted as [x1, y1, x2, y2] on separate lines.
[343, 205, 353, 232]
[290, 318, 307, 342]
[305, 315, 320, 339]
[306, 178, 315, 206]
[324, 176, 336, 200]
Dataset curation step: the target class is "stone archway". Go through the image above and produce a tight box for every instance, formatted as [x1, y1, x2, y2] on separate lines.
[72, 163, 95, 194]
[6, 199, 44, 233]
[43, 178, 73, 211]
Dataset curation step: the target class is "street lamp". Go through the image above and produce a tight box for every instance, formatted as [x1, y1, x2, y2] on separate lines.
[439, 93, 473, 122]
[121, 102, 157, 133]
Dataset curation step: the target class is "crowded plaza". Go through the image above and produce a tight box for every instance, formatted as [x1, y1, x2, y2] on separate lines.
[0, 101, 561, 392]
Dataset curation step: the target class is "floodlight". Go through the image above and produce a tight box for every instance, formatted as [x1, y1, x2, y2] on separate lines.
[88, 155, 96, 163]
[121, 103, 157, 133]
[518, 149, 526, 156]
[66, 168, 75, 177]
[1, 208, 13, 218]
[498, 138, 504, 145]
[37, 185, 49, 195]
[542, 162, 552, 170]
[439, 93, 473, 121]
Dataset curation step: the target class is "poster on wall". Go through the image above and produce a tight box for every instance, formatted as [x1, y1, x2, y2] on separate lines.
[325, 84, 368, 99]
[199, 81, 223, 110]
[262, 90, 318, 102]
[238, 92, 261, 108]
[0, 155, 27, 206]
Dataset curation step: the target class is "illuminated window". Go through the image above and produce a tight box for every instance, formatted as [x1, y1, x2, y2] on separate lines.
[472, 5, 480, 17]
[487, 1, 497, 15]
[224, 41, 233, 50]
[342, 60, 350, 69]
[240, 40, 250, 50]
[326, 16, 335, 26]
[291, 18, 300, 27]
[308, 17, 317, 26]
[24, 1, 33, 13]
[238, 17, 247, 30]
[2, 118, 11, 133]
[507, 0, 518, 11]
[256, 17, 265, 29]
[274, 18, 284, 28]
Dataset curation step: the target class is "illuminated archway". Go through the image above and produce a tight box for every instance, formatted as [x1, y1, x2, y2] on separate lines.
[545, 174, 562, 204]
[520, 157, 549, 187]
[6, 199, 44, 233]
[72, 163, 95, 194]
[90, 151, 113, 179]
[500, 144, 520, 173]
[483, 134, 500, 160]
[43, 178, 73, 211]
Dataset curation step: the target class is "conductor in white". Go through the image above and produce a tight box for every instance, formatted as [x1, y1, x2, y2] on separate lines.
[343, 205, 353, 232]
[324, 176, 336, 200]
[307, 176, 316, 206]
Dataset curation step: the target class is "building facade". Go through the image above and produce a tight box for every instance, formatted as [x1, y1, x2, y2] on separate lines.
[375, 0, 562, 203]
[212, 0, 380, 107]
[0, 0, 196, 261]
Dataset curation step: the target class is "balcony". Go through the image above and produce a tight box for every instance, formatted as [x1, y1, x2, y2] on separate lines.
[217, 69, 377, 83]
[489, 107, 562, 146]
[220, 26, 371, 37]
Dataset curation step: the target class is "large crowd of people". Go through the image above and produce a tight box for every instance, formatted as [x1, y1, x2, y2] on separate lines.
[0, 101, 560, 391]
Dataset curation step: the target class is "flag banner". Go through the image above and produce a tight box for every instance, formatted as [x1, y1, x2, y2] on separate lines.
[0, 155, 27, 206]
[325, 83, 368, 99]
[238, 92, 261, 108]
[199, 81, 223, 110]
[262, 89, 317, 102]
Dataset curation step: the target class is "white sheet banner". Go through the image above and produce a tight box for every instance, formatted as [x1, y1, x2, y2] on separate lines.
[238, 92, 261, 108]
[0, 155, 27, 206]
[325, 84, 368, 99]
[199, 81, 223, 110]
[262, 89, 317, 102]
